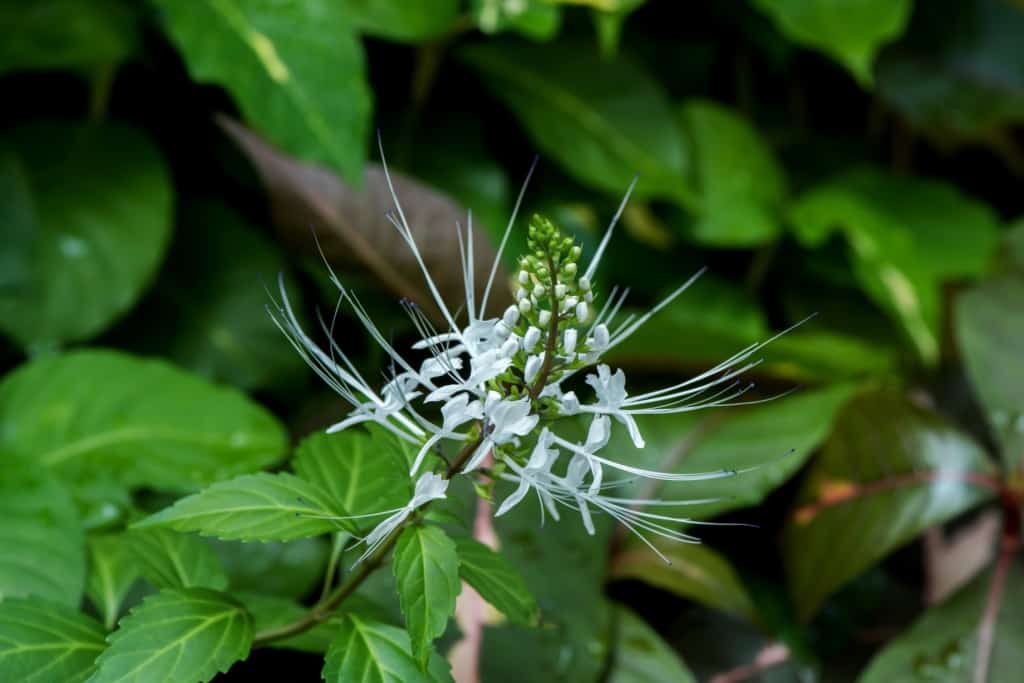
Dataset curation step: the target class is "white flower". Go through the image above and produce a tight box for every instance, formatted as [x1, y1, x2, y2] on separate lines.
[425, 348, 512, 403]
[409, 394, 483, 475]
[583, 365, 646, 448]
[496, 428, 560, 519]
[464, 396, 539, 472]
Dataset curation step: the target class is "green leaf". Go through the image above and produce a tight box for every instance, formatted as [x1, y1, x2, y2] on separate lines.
[0, 122, 172, 350]
[460, 40, 690, 202]
[610, 540, 756, 621]
[452, 536, 538, 626]
[471, 0, 561, 40]
[392, 526, 460, 668]
[956, 275, 1024, 468]
[0, 0, 139, 75]
[678, 99, 786, 246]
[135, 472, 345, 541]
[859, 563, 1024, 682]
[155, 0, 371, 182]
[607, 604, 696, 683]
[789, 168, 1000, 363]
[0, 350, 287, 492]
[89, 588, 252, 683]
[125, 529, 227, 591]
[322, 613, 452, 683]
[0, 153, 36, 293]
[293, 428, 414, 526]
[750, 0, 912, 85]
[210, 538, 329, 600]
[0, 598, 107, 683]
[0, 462, 85, 606]
[343, 0, 459, 41]
[126, 200, 307, 392]
[86, 535, 140, 630]
[235, 592, 336, 653]
[783, 391, 997, 620]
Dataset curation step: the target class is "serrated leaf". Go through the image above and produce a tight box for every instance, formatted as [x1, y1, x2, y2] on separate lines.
[0, 462, 85, 606]
[0, 598, 107, 683]
[136, 472, 346, 541]
[155, 0, 370, 182]
[322, 613, 452, 683]
[125, 529, 227, 591]
[750, 0, 912, 85]
[610, 540, 756, 621]
[460, 39, 689, 202]
[88, 588, 252, 683]
[452, 536, 538, 626]
[0, 350, 287, 492]
[783, 391, 997, 620]
[293, 427, 413, 525]
[0, 122, 172, 350]
[608, 604, 696, 683]
[392, 526, 460, 668]
[86, 535, 140, 630]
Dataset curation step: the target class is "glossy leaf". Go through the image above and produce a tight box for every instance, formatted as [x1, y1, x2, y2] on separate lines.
[783, 391, 997, 620]
[125, 529, 228, 591]
[610, 540, 756, 621]
[678, 99, 786, 246]
[88, 588, 252, 683]
[155, 0, 371, 182]
[750, 0, 912, 84]
[135, 472, 346, 541]
[322, 613, 453, 683]
[0, 122, 172, 350]
[0, 462, 85, 606]
[789, 168, 1000, 363]
[0, 350, 287, 492]
[453, 536, 538, 626]
[86, 535, 140, 630]
[460, 40, 690, 202]
[393, 525, 460, 668]
[607, 604, 697, 683]
[344, 0, 460, 41]
[0, 598, 107, 683]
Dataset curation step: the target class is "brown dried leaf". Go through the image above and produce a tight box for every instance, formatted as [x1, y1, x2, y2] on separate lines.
[218, 116, 511, 320]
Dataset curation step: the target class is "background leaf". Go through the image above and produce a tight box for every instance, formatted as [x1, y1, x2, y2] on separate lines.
[210, 538, 329, 600]
[86, 535, 141, 630]
[322, 613, 453, 683]
[343, 0, 460, 42]
[607, 604, 697, 683]
[125, 528, 228, 591]
[452, 536, 538, 626]
[0, 598, 106, 683]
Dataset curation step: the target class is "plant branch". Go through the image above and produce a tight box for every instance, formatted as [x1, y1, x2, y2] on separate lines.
[528, 255, 561, 400]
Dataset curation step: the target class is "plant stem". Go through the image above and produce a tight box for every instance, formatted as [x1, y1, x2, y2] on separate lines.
[528, 255, 560, 400]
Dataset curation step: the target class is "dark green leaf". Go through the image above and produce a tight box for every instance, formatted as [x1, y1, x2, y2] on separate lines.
[210, 538, 329, 600]
[460, 40, 690, 202]
[750, 0, 912, 85]
[86, 535, 140, 630]
[235, 592, 336, 653]
[89, 588, 252, 683]
[0, 350, 287, 492]
[0, 122, 172, 350]
[344, 0, 459, 41]
[452, 536, 538, 626]
[322, 613, 452, 683]
[0, 598, 106, 683]
[471, 0, 561, 40]
[125, 529, 228, 591]
[393, 526, 460, 668]
[155, 0, 371, 182]
[135, 472, 345, 541]
[610, 540, 756, 621]
[0, 462, 85, 606]
[783, 391, 997, 620]
[607, 604, 697, 683]
[0, 153, 35, 293]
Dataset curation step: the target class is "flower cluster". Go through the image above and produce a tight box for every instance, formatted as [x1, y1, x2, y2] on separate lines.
[270, 162, 783, 562]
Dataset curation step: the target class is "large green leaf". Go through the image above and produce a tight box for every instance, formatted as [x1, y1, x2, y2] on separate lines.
[235, 592, 336, 653]
[392, 525, 460, 668]
[860, 563, 1024, 683]
[86, 535, 141, 630]
[956, 275, 1024, 469]
[0, 122, 172, 350]
[343, 0, 459, 41]
[789, 168, 1000, 363]
[0, 598, 107, 683]
[293, 428, 414, 525]
[0, 0, 139, 75]
[136, 472, 346, 541]
[210, 538, 329, 600]
[609, 540, 756, 621]
[678, 99, 786, 247]
[125, 529, 228, 591]
[460, 40, 690, 202]
[0, 462, 85, 606]
[783, 391, 997, 620]
[0, 350, 287, 492]
[452, 536, 538, 626]
[155, 0, 371, 182]
[127, 200, 306, 392]
[322, 613, 452, 683]
[88, 588, 252, 683]
[607, 604, 697, 683]
[750, 0, 912, 85]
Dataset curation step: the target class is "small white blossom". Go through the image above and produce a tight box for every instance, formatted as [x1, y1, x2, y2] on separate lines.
[563, 328, 578, 354]
[464, 396, 538, 472]
[524, 354, 543, 384]
[351, 472, 450, 565]
[523, 326, 541, 352]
